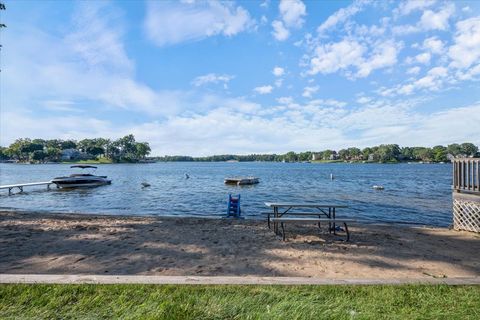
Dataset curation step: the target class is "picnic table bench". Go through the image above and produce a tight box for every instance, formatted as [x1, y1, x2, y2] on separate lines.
[265, 202, 353, 241]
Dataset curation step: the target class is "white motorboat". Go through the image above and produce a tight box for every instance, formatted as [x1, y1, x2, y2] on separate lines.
[52, 165, 111, 188]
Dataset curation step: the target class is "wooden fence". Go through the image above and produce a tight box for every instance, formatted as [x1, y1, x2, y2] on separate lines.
[452, 158, 480, 193]
[452, 158, 480, 232]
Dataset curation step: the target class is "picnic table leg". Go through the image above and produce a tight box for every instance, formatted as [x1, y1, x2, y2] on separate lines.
[274, 207, 278, 234]
[268, 210, 271, 229]
[281, 222, 286, 241]
[344, 222, 350, 242]
[333, 207, 337, 235]
[328, 207, 332, 234]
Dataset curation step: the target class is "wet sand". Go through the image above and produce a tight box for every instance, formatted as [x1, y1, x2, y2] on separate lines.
[1, 211, 479, 278]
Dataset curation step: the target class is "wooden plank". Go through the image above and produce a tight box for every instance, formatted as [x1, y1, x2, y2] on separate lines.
[0, 181, 53, 189]
[454, 161, 458, 189]
[265, 202, 348, 208]
[465, 160, 470, 190]
[477, 160, 480, 191]
[271, 218, 356, 222]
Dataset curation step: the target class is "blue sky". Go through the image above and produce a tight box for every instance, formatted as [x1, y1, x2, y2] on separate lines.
[1, 0, 480, 156]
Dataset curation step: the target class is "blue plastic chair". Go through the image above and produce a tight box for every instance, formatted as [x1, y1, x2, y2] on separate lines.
[226, 194, 241, 217]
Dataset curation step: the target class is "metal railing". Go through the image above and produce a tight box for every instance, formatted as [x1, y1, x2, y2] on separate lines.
[453, 158, 480, 193]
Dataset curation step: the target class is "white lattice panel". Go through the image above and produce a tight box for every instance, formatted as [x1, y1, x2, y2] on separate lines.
[453, 198, 480, 233]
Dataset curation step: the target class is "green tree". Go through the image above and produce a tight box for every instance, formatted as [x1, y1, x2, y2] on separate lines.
[61, 140, 77, 150]
[447, 144, 462, 157]
[432, 145, 447, 162]
[322, 150, 333, 160]
[413, 147, 434, 162]
[362, 147, 373, 161]
[135, 142, 151, 159]
[31, 150, 46, 162]
[338, 149, 349, 161]
[0, 146, 9, 160]
[284, 151, 297, 162]
[460, 143, 478, 157]
[46, 147, 62, 161]
[347, 147, 362, 160]
[375, 144, 400, 162]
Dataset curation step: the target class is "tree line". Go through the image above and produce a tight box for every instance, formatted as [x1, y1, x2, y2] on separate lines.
[0, 134, 151, 163]
[155, 143, 479, 163]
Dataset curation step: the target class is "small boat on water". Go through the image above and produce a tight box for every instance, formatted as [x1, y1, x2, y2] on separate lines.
[224, 177, 259, 186]
[52, 165, 111, 188]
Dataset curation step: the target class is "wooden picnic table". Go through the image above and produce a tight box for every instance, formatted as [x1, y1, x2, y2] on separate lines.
[264, 202, 350, 240]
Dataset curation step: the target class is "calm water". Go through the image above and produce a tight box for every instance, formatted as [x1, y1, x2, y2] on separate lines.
[0, 162, 452, 226]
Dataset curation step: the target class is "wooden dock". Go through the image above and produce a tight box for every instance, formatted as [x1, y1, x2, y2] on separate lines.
[0, 181, 56, 195]
[224, 177, 259, 186]
[452, 158, 480, 233]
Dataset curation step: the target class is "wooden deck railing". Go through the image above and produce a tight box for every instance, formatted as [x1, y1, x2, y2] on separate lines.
[453, 158, 480, 194]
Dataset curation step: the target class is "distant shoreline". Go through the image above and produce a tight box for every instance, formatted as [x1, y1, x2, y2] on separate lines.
[0, 160, 451, 165]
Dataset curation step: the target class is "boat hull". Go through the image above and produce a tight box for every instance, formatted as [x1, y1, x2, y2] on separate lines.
[52, 177, 111, 188]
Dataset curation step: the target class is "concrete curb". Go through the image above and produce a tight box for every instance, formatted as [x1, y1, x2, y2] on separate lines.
[1, 274, 479, 285]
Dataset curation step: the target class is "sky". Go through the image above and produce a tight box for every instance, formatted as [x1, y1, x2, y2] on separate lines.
[1, 0, 480, 156]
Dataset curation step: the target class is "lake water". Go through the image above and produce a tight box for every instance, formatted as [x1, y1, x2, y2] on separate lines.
[0, 162, 452, 226]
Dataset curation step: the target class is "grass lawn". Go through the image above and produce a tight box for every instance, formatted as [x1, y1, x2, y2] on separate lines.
[62, 158, 113, 164]
[0, 284, 479, 319]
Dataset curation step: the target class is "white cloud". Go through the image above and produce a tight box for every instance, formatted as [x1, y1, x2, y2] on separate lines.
[277, 96, 294, 104]
[274, 78, 284, 87]
[356, 96, 372, 104]
[273, 66, 285, 77]
[272, 0, 306, 41]
[393, 3, 454, 35]
[386, 66, 449, 96]
[407, 66, 421, 75]
[448, 17, 480, 69]
[271, 20, 290, 41]
[415, 52, 431, 64]
[317, 0, 366, 34]
[422, 37, 444, 54]
[392, 24, 420, 35]
[66, 2, 133, 73]
[419, 3, 455, 31]
[279, 0, 306, 28]
[192, 73, 234, 87]
[253, 85, 273, 94]
[356, 40, 401, 77]
[144, 1, 254, 46]
[395, 0, 437, 16]
[308, 39, 366, 75]
[302, 86, 319, 98]
[308, 39, 400, 78]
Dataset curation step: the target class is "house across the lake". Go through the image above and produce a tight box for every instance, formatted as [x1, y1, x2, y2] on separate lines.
[61, 149, 93, 161]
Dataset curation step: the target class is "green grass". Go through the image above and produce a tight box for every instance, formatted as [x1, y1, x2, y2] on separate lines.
[0, 284, 479, 319]
[311, 160, 344, 163]
[61, 158, 113, 164]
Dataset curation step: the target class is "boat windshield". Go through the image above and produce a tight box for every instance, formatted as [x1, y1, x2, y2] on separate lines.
[70, 165, 97, 169]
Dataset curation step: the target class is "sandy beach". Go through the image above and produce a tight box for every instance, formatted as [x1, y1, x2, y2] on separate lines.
[1, 210, 479, 279]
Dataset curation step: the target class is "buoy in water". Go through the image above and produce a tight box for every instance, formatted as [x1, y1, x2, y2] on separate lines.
[330, 173, 334, 180]
[372, 185, 384, 190]
[185, 173, 190, 179]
